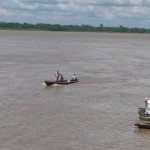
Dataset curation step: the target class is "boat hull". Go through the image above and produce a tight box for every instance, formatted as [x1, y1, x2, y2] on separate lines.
[139, 113, 150, 121]
[134, 120, 150, 129]
[44, 79, 78, 86]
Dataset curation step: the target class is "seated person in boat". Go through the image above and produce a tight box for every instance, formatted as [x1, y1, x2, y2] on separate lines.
[71, 74, 78, 81]
[59, 74, 64, 82]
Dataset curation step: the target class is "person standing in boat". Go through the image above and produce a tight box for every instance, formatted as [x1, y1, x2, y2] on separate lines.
[55, 70, 60, 82]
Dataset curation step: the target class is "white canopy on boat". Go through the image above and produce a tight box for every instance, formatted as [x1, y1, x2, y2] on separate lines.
[145, 97, 150, 114]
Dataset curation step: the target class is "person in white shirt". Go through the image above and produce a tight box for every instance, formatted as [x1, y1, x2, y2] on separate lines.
[55, 70, 60, 81]
[72, 74, 77, 81]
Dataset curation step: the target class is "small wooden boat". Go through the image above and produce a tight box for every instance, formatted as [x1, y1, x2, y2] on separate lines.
[134, 98, 150, 129]
[138, 97, 150, 121]
[134, 120, 150, 129]
[44, 79, 79, 86]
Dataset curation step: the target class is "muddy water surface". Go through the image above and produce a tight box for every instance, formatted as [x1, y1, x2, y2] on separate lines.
[1, 30, 150, 150]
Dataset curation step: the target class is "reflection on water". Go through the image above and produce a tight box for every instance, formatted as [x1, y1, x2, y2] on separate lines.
[0, 30, 150, 150]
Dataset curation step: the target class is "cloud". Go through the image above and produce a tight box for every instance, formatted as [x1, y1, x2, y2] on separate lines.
[14, 0, 39, 10]
[0, 8, 13, 16]
[0, 0, 150, 28]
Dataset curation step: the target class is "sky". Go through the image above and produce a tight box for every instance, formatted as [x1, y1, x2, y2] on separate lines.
[0, 0, 150, 28]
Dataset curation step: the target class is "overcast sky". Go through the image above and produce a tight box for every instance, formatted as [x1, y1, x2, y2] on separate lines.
[0, 0, 150, 28]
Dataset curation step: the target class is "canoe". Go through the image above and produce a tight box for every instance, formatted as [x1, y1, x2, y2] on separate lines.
[44, 79, 79, 86]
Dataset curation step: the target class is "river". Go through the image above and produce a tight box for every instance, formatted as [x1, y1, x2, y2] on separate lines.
[0, 30, 150, 150]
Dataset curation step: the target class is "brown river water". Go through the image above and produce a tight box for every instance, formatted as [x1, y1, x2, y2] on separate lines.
[1, 30, 150, 150]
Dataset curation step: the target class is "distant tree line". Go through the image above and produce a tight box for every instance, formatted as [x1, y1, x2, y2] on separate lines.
[0, 22, 150, 33]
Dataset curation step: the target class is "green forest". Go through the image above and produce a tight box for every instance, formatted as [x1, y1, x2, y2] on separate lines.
[0, 22, 150, 33]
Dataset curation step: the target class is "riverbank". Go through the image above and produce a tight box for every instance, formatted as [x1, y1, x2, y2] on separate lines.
[0, 22, 150, 33]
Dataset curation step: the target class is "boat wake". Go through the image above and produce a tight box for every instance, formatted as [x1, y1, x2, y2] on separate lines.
[41, 82, 62, 87]
[51, 84, 62, 87]
[41, 82, 46, 86]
